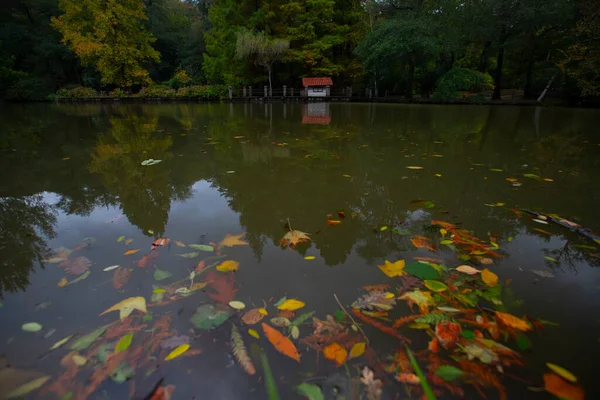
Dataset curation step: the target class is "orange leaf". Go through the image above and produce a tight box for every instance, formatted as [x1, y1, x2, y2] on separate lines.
[431, 220, 456, 230]
[123, 249, 140, 255]
[481, 268, 498, 287]
[152, 238, 169, 249]
[410, 235, 436, 251]
[323, 343, 347, 365]
[544, 373, 585, 400]
[261, 323, 300, 362]
[326, 220, 342, 225]
[219, 232, 248, 247]
[495, 311, 532, 331]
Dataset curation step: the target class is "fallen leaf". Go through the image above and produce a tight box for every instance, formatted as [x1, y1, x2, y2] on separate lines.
[546, 363, 578, 383]
[248, 329, 260, 339]
[153, 266, 172, 281]
[495, 311, 532, 331]
[115, 333, 133, 353]
[545, 256, 559, 263]
[327, 220, 342, 225]
[280, 230, 311, 248]
[378, 259, 406, 277]
[277, 299, 305, 311]
[69, 325, 108, 350]
[113, 268, 132, 289]
[424, 280, 448, 292]
[6, 376, 51, 398]
[531, 269, 555, 278]
[125, 238, 134, 245]
[49, 335, 74, 351]
[216, 260, 239, 272]
[323, 343, 347, 365]
[360, 367, 383, 400]
[410, 235, 436, 251]
[190, 304, 230, 330]
[456, 265, 481, 275]
[259, 308, 268, 315]
[173, 240, 186, 247]
[481, 268, 498, 287]
[152, 238, 169, 248]
[160, 335, 190, 349]
[349, 342, 366, 359]
[231, 325, 255, 375]
[123, 249, 140, 255]
[65, 256, 92, 275]
[304, 256, 315, 260]
[100, 296, 147, 320]
[296, 382, 324, 400]
[188, 244, 214, 252]
[22, 322, 42, 332]
[533, 219, 549, 225]
[406, 166, 424, 170]
[104, 265, 120, 271]
[229, 301, 246, 310]
[219, 232, 248, 247]
[176, 251, 200, 258]
[262, 323, 300, 362]
[57, 277, 68, 287]
[544, 373, 585, 400]
[434, 365, 463, 381]
[165, 344, 190, 361]
[270, 317, 291, 327]
[242, 309, 265, 325]
[478, 257, 494, 265]
[117, 236, 125, 242]
[400, 290, 434, 313]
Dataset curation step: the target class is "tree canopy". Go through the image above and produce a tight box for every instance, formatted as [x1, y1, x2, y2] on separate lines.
[0, 0, 598, 103]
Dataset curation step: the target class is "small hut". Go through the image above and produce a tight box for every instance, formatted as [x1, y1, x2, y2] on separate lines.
[302, 77, 332, 97]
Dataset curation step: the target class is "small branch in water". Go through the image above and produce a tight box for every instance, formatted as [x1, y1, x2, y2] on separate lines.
[333, 294, 369, 345]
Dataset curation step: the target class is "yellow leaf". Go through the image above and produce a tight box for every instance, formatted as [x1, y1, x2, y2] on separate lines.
[258, 308, 268, 315]
[378, 259, 405, 277]
[57, 277, 68, 287]
[173, 240, 186, 247]
[481, 268, 498, 287]
[323, 343, 347, 365]
[6, 376, 51, 398]
[277, 299, 305, 311]
[99, 296, 147, 320]
[349, 342, 366, 359]
[123, 249, 140, 255]
[495, 311, 531, 331]
[440, 228, 447, 237]
[125, 239, 133, 245]
[219, 232, 248, 247]
[216, 260, 239, 272]
[165, 344, 190, 361]
[229, 301, 246, 310]
[304, 256, 315, 260]
[248, 329, 259, 339]
[280, 230, 311, 248]
[546, 363, 578, 383]
[406, 166, 424, 170]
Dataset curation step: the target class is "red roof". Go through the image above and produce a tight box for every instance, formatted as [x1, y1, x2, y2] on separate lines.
[302, 77, 333, 87]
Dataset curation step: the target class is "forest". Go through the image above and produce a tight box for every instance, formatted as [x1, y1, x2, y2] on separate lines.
[0, 0, 598, 104]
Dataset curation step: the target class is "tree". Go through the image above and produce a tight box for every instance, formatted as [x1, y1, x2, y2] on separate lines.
[51, 0, 160, 87]
[235, 29, 289, 93]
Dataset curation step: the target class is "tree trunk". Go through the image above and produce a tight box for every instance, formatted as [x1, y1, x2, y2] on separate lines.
[491, 44, 504, 100]
[537, 73, 557, 102]
[406, 60, 415, 99]
[478, 41, 491, 73]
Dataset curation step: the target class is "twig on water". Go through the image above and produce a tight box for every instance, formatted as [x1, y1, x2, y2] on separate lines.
[333, 293, 369, 345]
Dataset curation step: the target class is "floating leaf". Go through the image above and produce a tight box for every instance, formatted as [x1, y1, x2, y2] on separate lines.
[103, 265, 120, 271]
[232, 325, 256, 375]
[251, 344, 280, 400]
[160, 335, 190, 349]
[216, 260, 239, 272]
[123, 249, 140, 255]
[378, 259, 405, 277]
[424, 280, 448, 292]
[49, 335, 74, 351]
[440, 240, 453, 245]
[291, 326, 300, 339]
[524, 173, 541, 180]
[544, 373, 585, 400]
[57, 277, 68, 287]
[125, 239, 133, 245]
[113, 267, 132, 289]
[270, 317, 291, 327]
[100, 296, 147, 320]
[141, 159, 162, 166]
[323, 343, 347, 365]
[399, 290, 434, 313]
[531, 269, 555, 278]
[380, 226, 388, 231]
[173, 240, 186, 247]
[280, 230, 311, 248]
[277, 299, 305, 311]
[117, 236, 125, 242]
[533, 219, 549, 224]
[64, 270, 91, 286]
[274, 296, 287, 307]
[404, 262, 441, 280]
[153, 266, 172, 281]
[435, 365, 464, 381]
[22, 322, 42, 332]
[495, 311, 532, 331]
[115, 333, 133, 353]
[44, 257, 66, 263]
[545, 256, 559, 263]
[455, 265, 481, 275]
[327, 220, 342, 225]
[411, 235, 435, 251]
[165, 344, 190, 361]
[349, 342, 366, 359]
[6, 376, 51, 398]
[406, 166, 424, 170]
[177, 251, 200, 258]
[188, 244, 214, 252]
[242, 309, 265, 325]
[291, 311, 315, 326]
[249, 329, 260, 339]
[262, 323, 300, 362]
[259, 308, 268, 315]
[546, 363, 577, 383]
[190, 304, 230, 330]
[69, 325, 107, 350]
[219, 232, 248, 247]
[516, 333, 531, 350]
[481, 268, 498, 287]
[304, 256, 315, 260]
[229, 301, 246, 310]
[296, 383, 324, 400]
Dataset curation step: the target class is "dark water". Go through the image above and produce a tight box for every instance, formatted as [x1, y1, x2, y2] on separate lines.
[1, 102, 599, 399]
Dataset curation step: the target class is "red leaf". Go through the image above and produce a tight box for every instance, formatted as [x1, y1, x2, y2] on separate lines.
[204, 271, 238, 304]
[137, 250, 158, 268]
[64, 256, 92, 275]
[112, 268, 132, 289]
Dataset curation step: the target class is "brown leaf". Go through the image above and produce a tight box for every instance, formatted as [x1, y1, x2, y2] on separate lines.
[280, 230, 311, 248]
[241, 309, 265, 325]
[64, 256, 92, 275]
[112, 268, 132, 289]
[138, 250, 158, 268]
[262, 323, 300, 362]
[205, 271, 238, 305]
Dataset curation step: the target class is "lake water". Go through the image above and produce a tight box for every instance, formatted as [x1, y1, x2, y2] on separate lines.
[0, 102, 599, 399]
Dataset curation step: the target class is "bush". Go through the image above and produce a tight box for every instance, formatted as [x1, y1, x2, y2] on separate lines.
[109, 88, 128, 98]
[137, 85, 176, 98]
[56, 86, 97, 98]
[167, 68, 192, 89]
[176, 85, 228, 99]
[435, 68, 494, 99]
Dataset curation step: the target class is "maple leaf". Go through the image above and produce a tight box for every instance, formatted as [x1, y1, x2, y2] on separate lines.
[397, 275, 421, 295]
[219, 233, 248, 247]
[360, 367, 383, 400]
[99, 296, 147, 320]
[280, 230, 311, 248]
[312, 315, 346, 336]
[64, 256, 92, 275]
[204, 271, 238, 304]
[399, 290, 435, 313]
[352, 291, 396, 311]
[378, 259, 405, 277]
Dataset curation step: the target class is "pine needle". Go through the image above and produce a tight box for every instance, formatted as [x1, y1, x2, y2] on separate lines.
[231, 325, 256, 375]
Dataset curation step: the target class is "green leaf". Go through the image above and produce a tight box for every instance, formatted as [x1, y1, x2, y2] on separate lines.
[115, 333, 133, 353]
[404, 262, 441, 280]
[7, 376, 51, 398]
[296, 383, 324, 400]
[333, 309, 345, 322]
[424, 201, 435, 209]
[516, 333, 531, 350]
[415, 313, 451, 325]
[392, 227, 411, 235]
[524, 173, 541, 180]
[109, 362, 134, 383]
[489, 168, 503, 172]
[274, 296, 287, 307]
[176, 252, 200, 258]
[440, 240, 453, 245]
[291, 311, 315, 326]
[424, 280, 448, 292]
[69, 325, 108, 351]
[434, 365, 464, 381]
[461, 330, 475, 340]
[153, 266, 172, 281]
[406, 346, 437, 400]
[117, 236, 125, 242]
[188, 244, 214, 252]
[49, 335, 74, 351]
[190, 304, 230, 330]
[65, 270, 91, 285]
[251, 344, 280, 400]
[21, 322, 43, 332]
